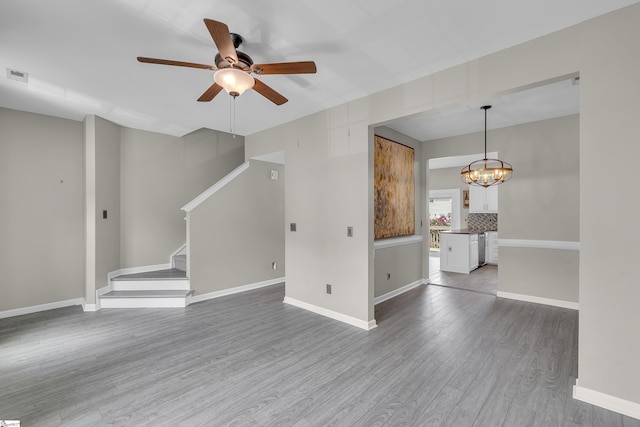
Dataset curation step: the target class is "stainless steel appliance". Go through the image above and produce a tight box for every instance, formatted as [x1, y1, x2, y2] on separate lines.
[478, 232, 486, 266]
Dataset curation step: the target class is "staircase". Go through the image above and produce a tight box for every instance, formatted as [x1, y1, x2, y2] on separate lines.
[100, 252, 193, 308]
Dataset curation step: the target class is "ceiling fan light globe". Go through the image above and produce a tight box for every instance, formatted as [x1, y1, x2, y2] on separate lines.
[214, 68, 255, 97]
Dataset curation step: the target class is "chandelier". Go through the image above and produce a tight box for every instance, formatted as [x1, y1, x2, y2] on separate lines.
[461, 105, 513, 187]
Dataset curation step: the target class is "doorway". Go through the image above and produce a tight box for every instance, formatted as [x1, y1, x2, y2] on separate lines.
[427, 182, 498, 296]
[428, 189, 460, 275]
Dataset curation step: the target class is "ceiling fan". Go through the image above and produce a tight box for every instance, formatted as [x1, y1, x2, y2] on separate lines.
[137, 18, 317, 106]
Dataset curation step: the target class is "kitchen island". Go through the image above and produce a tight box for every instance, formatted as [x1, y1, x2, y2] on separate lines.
[439, 229, 480, 274]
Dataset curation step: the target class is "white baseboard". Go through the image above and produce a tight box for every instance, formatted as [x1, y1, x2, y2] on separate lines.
[82, 301, 97, 312]
[574, 381, 640, 420]
[94, 285, 113, 311]
[497, 291, 579, 310]
[0, 298, 84, 319]
[374, 279, 426, 305]
[170, 244, 187, 259]
[283, 296, 377, 331]
[189, 277, 285, 305]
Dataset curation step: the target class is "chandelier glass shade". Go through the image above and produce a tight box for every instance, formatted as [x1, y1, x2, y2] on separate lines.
[214, 67, 255, 97]
[461, 105, 513, 187]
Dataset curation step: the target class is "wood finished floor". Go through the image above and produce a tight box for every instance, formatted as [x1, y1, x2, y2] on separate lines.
[429, 253, 498, 295]
[1, 283, 638, 427]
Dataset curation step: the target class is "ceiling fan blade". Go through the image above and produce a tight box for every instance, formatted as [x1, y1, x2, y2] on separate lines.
[137, 57, 216, 70]
[253, 78, 288, 105]
[252, 61, 317, 75]
[204, 19, 238, 65]
[197, 83, 224, 102]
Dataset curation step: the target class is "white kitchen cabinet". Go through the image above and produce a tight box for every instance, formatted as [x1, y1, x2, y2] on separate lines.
[469, 185, 498, 213]
[440, 233, 479, 274]
[485, 231, 499, 264]
[469, 234, 479, 270]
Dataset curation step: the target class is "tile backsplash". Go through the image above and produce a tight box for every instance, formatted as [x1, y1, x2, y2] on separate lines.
[468, 213, 498, 231]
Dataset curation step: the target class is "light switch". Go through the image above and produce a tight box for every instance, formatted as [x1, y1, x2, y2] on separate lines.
[270, 170, 279, 180]
[347, 226, 353, 237]
[290, 223, 297, 232]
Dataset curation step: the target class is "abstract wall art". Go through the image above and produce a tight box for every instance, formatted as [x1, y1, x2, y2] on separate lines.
[374, 135, 415, 240]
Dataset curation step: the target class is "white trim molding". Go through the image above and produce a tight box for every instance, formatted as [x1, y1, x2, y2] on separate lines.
[574, 381, 640, 420]
[94, 285, 113, 311]
[0, 298, 84, 319]
[182, 161, 250, 212]
[374, 279, 427, 305]
[374, 235, 423, 250]
[189, 277, 285, 305]
[498, 239, 580, 251]
[170, 243, 187, 268]
[497, 291, 579, 310]
[82, 301, 97, 312]
[283, 297, 378, 331]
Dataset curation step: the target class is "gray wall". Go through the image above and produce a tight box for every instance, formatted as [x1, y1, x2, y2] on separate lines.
[246, 104, 372, 325]
[94, 117, 121, 291]
[119, 127, 244, 268]
[499, 248, 578, 302]
[374, 242, 422, 298]
[188, 160, 285, 294]
[0, 109, 245, 311]
[373, 126, 426, 299]
[83, 115, 122, 304]
[246, 4, 640, 406]
[0, 108, 84, 310]
[425, 115, 579, 303]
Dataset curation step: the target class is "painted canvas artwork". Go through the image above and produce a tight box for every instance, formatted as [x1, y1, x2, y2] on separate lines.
[374, 135, 415, 240]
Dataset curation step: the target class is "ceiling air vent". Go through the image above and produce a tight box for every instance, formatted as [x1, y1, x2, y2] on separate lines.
[6, 68, 28, 83]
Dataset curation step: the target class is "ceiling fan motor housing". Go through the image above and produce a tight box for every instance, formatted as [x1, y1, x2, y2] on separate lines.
[215, 51, 253, 71]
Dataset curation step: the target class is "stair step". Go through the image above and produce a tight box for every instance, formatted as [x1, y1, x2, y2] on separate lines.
[111, 279, 190, 292]
[100, 290, 194, 308]
[111, 268, 190, 291]
[112, 268, 187, 281]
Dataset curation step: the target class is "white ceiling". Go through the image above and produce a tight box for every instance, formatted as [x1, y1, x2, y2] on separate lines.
[0, 0, 637, 137]
[387, 77, 581, 142]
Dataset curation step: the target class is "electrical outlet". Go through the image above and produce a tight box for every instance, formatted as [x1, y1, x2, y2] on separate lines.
[387, 273, 391, 280]
[347, 226, 353, 237]
[326, 284, 332, 294]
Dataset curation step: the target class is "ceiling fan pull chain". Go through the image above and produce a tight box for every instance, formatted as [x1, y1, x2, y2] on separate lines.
[229, 95, 233, 136]
[232, 96, 237, 138]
